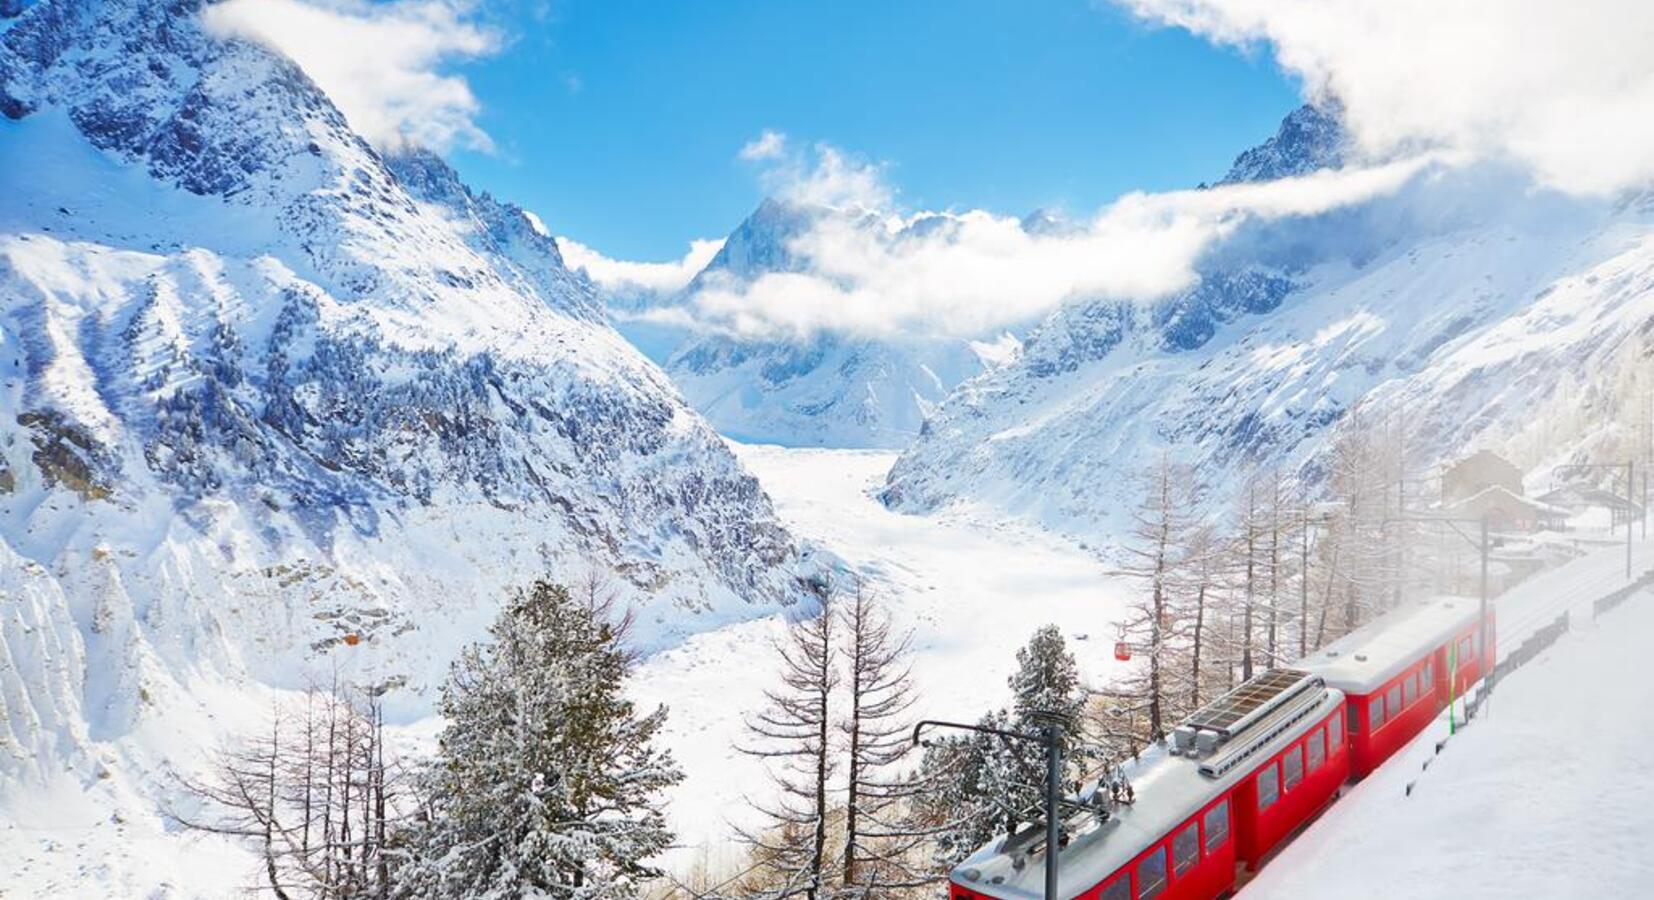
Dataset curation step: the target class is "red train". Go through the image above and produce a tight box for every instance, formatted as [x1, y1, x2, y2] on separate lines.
[948, 596, 1496, 900]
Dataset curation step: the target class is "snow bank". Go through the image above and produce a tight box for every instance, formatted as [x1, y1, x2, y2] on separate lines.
[1245, 589, 1654, 898]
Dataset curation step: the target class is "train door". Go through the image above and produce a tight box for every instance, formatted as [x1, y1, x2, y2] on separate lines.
[1431, 645, 1450, 711]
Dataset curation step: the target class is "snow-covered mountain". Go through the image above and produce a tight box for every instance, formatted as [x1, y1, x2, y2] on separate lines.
[632, 199, 1017, 449]
[882, 105, 1654, 538]
[0, 0, 812, 786]
[1217, 102, 1345, 185]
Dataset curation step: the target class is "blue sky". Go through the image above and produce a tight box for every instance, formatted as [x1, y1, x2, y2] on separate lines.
[447, 0, 1302, 260]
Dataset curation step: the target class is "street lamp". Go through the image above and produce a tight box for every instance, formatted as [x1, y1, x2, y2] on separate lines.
[913, 717, 1066, 900]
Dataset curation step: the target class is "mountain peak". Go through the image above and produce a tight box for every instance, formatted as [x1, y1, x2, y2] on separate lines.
[1220, 103, 1346, 184]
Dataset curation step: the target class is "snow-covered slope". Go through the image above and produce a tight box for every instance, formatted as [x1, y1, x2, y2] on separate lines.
[883, 106, 1654, 539]
[612, 198, 1017, 449]
[0, 0, 810, 792]
[1247, 583, 1654, 899]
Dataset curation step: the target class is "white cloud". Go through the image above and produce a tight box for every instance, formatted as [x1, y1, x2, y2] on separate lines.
[681, 153, 1447, 340]
[738, 129, 788, 161]
[751, 142, 894, 213]
[559, 235, 727, 295]
[1115, 0, 1654, 196]
[202, 0, 499, 152]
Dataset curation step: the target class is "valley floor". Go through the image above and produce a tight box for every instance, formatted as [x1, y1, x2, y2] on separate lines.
[4, 444, 1650, 897]
[632, 443, 1134, 874]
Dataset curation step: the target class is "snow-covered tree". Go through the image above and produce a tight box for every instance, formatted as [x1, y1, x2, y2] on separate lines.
[1008, 625, 1086, 732]
[904, 714, 999, 871]
[992, 626, 1090, 830]
[903, 625, 1089, 878]
[402, 580, 680, 900]
[737, 599, 837, 900]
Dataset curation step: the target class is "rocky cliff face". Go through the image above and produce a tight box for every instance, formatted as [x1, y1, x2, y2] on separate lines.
[882, 105, 1654, 540]
[0, 0, 810, 783]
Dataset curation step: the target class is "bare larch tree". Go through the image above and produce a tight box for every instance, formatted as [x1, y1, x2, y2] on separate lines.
[738, 598, 837, 900]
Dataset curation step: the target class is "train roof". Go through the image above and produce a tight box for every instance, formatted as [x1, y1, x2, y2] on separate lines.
[1299, 596, 1483, 695]
[951, 675, 1345, 900]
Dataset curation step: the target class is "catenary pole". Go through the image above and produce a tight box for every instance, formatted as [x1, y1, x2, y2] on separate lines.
[1045, 723, 1062, 900]
[912, 719, 1066, 899]
[1479, 515, 1489, 686]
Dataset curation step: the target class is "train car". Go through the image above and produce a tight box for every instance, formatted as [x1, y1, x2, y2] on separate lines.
[1299, 596, 1496, 779]
[949, 669, 1348, 900]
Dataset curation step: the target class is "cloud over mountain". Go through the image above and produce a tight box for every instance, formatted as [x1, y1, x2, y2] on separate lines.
[202, 0, 498, 152]
[1118, 0, 1654, 196]
[676, 141, 1440, 340]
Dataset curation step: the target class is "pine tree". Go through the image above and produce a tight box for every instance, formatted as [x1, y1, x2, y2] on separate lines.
[403, 580, 681, 900]
[999, 625, 1088, 826]
[736, 599, 837, 900]
[905, 727, 995, 871]
[905, 626, 1088, 876]
[1009, 625, 1086, 731]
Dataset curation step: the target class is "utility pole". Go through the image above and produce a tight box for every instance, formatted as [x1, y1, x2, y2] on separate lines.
[1044, 722, 1061, 900]
[1384, 512, 1494, 685]
[1479, 515, 1490, 681]
[1300, 515, 1310, 659]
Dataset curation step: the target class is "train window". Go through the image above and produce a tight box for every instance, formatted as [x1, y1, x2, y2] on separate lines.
[1328, 719, 1343, 753]
[1368, 697, 1386, 731]
[1403, 674, 1417, 707]
[1204, 801, 1229, 853]
[1459, 637, 1473, 668]
[1173, 822, 1199, 876]
[1423, 662, 1434, 689]
[1101, 876, 1130, 900]
[1137, 846, 1168, 899]
[1347, 705, 1360, 734]
[1257, 765, 1279, 811]
[1306, 729, 1325, 772]
[1387, 685, 1403, 716]
[1282, 746, 1304, 791]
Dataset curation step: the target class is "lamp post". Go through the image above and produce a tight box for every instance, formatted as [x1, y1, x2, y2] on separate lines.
[913, 717, 1066, 900]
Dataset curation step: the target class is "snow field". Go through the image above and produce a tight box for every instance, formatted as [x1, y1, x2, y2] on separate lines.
[1246, 577, 1654, 899]
[633, 443, 1137, 868]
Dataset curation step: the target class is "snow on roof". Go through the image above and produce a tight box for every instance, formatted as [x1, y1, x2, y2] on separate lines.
[1536, 483, 1643, 512]
[1444, 484, 1571, 519]
[1447, 448, 1518, 470]
[1300, 597, 1483, 695]
[953, 687, 1346, 899]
